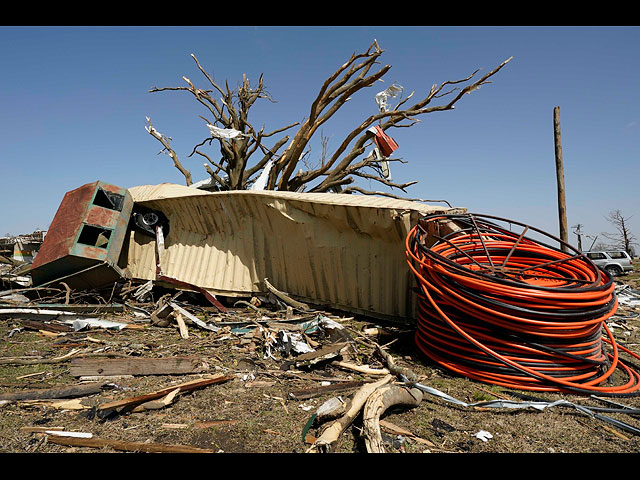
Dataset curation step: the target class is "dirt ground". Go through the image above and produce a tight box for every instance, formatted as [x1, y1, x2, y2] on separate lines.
[1, 263, 640, 455]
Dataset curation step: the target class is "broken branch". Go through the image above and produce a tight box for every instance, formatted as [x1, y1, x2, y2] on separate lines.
[362, 384, 423, 453]
[97, 374, 233, 414]
[263, 278, 310, 311]
[306, 374, 394, 453]
[145, 117, 193, 186]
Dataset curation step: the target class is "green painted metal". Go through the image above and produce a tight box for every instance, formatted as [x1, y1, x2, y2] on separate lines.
[30, 181, 134, 289]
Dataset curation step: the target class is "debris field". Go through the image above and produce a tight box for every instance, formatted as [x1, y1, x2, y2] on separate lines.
[2, 181, 640, 454]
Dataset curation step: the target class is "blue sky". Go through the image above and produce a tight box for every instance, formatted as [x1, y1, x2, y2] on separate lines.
[1, 26, 638, 251]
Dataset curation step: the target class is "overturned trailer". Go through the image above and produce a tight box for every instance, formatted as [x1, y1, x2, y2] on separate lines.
[30, 181, 464, 323]
[125, 184, 464, 323]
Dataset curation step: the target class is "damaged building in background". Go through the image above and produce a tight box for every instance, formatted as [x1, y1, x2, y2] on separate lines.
[0, 230, 46, 264]
[0, 229, 47, 288]
[20, 180, 465, 323]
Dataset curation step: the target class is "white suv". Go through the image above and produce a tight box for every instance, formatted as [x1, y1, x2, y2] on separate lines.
[584, 250, 634, 277]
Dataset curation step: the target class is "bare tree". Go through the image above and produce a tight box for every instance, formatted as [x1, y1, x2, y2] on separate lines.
[602, 210, 638, 256]
[146, 40, 512, 199]
[591, 241, 610, 252]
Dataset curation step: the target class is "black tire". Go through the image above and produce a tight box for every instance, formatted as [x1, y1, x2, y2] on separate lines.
[131, 207, 170, 238]
[604, 265, 622, 277]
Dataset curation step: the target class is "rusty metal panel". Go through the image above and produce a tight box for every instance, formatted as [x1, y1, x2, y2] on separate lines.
[31, 183, 96, 267]
[126, 184, 465, 322]
[30, 181, 134, 288]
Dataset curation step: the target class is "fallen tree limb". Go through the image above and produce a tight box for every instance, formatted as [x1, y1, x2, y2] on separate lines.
[374, 344, 420, 382]
[263, 278, 310, 311]
[330, 360, 390, 376]
[306, 374, 393, 453]
[362, 384, 423, 453]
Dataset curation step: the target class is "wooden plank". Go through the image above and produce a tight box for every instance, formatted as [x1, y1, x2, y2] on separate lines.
[97, 374, 234, 413]
[19, 319, 73, 333]
[69, 356, 205, 377]
[46, 435, 216, 453]
[0, 382, 105, 402]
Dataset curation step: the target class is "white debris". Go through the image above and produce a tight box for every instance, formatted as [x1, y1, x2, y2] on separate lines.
[45, 430, 93, 439]
[251, 159, 274, 191]
[375, 83, 404, 113]
[474, 430, 493, 442]
[278, 330, 314, 354]
[616, 285, 640, 307]
[207, 124, 249, 140]
[69, 318, 129, 331]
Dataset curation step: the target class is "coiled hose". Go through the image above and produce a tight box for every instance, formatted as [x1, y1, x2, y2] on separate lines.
[406, 213, 640, 396]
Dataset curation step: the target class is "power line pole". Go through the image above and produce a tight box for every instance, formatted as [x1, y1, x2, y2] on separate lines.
[553, 106, 569, 252]
[572, 223, 583, 251]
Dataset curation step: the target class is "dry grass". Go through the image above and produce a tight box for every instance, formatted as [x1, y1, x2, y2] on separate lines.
[1, 265, 640, 454]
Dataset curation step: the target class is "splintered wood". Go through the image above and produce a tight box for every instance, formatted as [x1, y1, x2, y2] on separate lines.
[306, 375, 394, 453]
[362, 384, 423, 453]
[97, 374, 233, 414]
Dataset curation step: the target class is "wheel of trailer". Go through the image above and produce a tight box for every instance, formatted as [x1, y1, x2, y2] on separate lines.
[131, 208, 170, 238]
[141, 212, 159, 228]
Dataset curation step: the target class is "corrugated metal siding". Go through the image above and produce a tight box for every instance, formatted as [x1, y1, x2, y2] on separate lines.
[125, 184, 464, 322]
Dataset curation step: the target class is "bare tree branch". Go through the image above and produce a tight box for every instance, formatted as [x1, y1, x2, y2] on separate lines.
[145, 43, 512, 201]
[291, 54, 513, 194]
[145, 117, 192, 186]
[341, 186, 453, 207]
[149, 54, 297, 190]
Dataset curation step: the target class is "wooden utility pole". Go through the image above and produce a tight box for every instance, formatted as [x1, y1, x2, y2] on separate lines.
[573, 223, 583, 252]
[553, 106, 569, 252]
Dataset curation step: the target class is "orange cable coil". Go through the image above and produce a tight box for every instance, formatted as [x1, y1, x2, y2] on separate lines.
[405, 213, 640, 396]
